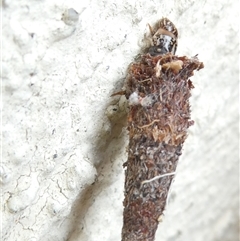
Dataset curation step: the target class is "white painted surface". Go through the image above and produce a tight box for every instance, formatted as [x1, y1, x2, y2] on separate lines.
[1, 0, 238, 241]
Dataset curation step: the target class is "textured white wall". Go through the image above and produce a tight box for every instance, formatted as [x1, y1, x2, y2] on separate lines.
[1, 0, 238, 241]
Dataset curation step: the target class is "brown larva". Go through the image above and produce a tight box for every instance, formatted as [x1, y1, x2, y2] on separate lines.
[113, 18, 204, 241]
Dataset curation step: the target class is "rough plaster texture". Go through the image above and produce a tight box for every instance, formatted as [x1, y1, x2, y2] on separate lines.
[1, 0, 239, 241]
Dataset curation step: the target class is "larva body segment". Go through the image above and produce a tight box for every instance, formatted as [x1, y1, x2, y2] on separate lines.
[148, 18, 178, 56]
[121, 18, 204, 241]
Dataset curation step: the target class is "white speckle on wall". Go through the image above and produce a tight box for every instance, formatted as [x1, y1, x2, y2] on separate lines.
[2, 0, 238, 241]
